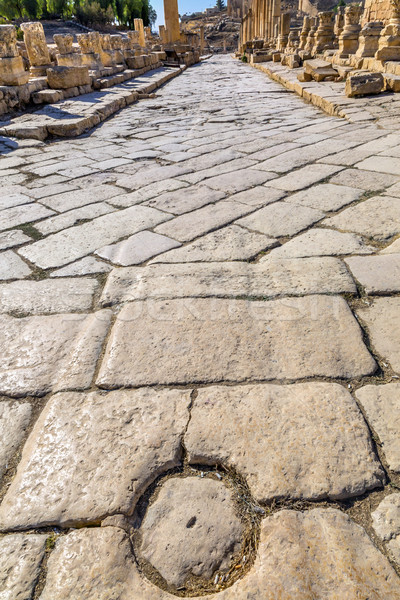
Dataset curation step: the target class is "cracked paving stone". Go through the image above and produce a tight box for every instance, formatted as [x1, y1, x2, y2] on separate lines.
[39, 527, 134, 600]
[100, 258, 355, 304]
[227, 186, 286, 208]
[95, 231, 181, 266]
[50, 256, 112, 277]
[139, 477, 244, 588]
[0, 203, 55, 232]
[0, 230, 31, 251]
[284, 183, 364, 212]
[381, 238, 400, 254]
[0, 388, 191, 530]
[202, 168, 276, 194]
[0, 251, 31, 280]
[144, 185, 226, 214]
[35, 510, 400, 600]
[329, 168, 400, 191]
[35, 202, 116, 236]
[356, 298, 400, 373]
[40, 185, 125, 213]
[0, 534, 48, 600]
[96, 296, 376, 387]
[236, 201, 324, 237]
[345, 254, 400, 293]
[372, 494, 400, 566]
[356, 384, 400, 472]
[270, 228, 374, 258]
[150, 224, 276, 263]
[264, 164, 343, 192]
[0, 310, 111, 397]
[0, 193, 32, 211]
[185, 383, 384, 502]
[0, 278, 98, 314]
[109, 179, 189, 208]
[0, 401, 31, 478]
[324, 196, 400, 241]
[19, 205, 171, 269]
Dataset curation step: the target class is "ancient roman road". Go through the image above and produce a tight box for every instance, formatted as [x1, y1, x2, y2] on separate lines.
[1, 55, 400, 599]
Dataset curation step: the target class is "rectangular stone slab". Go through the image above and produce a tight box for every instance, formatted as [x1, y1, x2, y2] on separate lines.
[96, 296, 376, 387]
[185, 382, 384, 502]
[0, 388, 191, 530]
[345, 254, 400, 294]
[99, 258, 356, 305]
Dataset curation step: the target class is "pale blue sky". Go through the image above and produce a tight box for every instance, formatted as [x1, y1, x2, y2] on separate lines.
[152, 0, 217, 28]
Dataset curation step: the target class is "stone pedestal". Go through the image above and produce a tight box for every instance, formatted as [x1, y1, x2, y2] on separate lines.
[21, 22, 52, 76]
[299, 17, 311, 50]
[99, 34, 115, 67]
[336, 4, 363, 58]
[110, 35, 125, 65]
[134, 19, 146, 47]
[287, 29, 300, 51]
[356, 21, 383, 57]
[277, 13, 290, 50]
[375, 0, 400, 61]
[77, 34, 102, 71]
[159, 25, 168, 45]
[164, 0, 181, 44]
[0, 25, 29, 86]
[334, 7, 345, 40]
[54, 34, 83, 68]
[47, 65, 90, 89]
[313, 12, 334, 54]
[305, 17, 318, 53]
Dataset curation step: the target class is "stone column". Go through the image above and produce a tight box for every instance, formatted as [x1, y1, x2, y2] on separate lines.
[21, 21, 52, 76]
[199, 25, 205, 53]
[299, 16, 311, 50]
[164, 0, 181, 44]
[134, 18, 146, 47]
[356, 21, 383, 57]
[277, 13, 290, 50]
[375, 0, 400, 61]
[287, 28, 300, 51]
[54, 34, 83, 67]
[159, 25, 167, 45]
[110, 35, 125, 64]
[334, 6, 345, 39]
[305, 16, 318, 53]
[272, 0, 281, 43]
[77, 33, 102, 70]
[0, 25, 29, 85]
[336, 4, 363, 58]
[99, 34, 114, 66]
[313, 11, 334, 53]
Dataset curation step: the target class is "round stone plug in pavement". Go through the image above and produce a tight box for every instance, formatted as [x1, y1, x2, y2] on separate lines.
[136, 475, 246, 594]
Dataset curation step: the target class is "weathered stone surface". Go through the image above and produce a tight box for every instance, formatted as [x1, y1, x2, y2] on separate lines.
[324, 196, 400, 241]
[357, 298, 400, 373]
[40, 527, 134, 600]
[110, 179, 188, 207]
[305, 58, 339, 81]
[40, 185, 125, 213]
[382, 238, 400, 254]
[0, 192, 32, 211]
[0, 310, 111, 397]
[265, 164, 343, 191]
[139, 477, 243, 587]
[0, 534, 47, 600]
[345, 254, 400, 293]
[372, 493, 400, 541]
[213, 509, 400, 599]
[271, 228, 374, 258]
[185, 383, 384, 502]
[329, 168, 399, 191]
[356, 156, 400, 177]
[0, 203, 55, 232]
[0, 251, 31, 280]
[0, 388, 190, 529]
[345, 72, 384, 97]
[50, 256, 112, 277]
[19, 206, 171, 269]
[356, 384, 400, 471]
[228, 186, 286, 207]
[0, 230, 31, 251]
[0, 278, 98, 314]
[144, 185, 225, 214]
[100, 258, 355, 305]
[47, 66, 90, 90]
[96, 231, 181, 265]
[154, 201, 256, 243]
[150, 225, 276, 263]
[236, 201, 324, 237]
[0, 401, 31, 477]
[202, 169, 276, 193]
[96, 296, 376, 387]
[285, 183, 364, 211]
[35, 202, 116, 236]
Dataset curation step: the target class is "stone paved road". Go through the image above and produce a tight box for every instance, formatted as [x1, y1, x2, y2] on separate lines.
[1, 55, 400, 599]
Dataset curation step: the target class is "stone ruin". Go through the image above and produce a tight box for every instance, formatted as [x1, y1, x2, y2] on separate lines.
[238, 0, 400, 96]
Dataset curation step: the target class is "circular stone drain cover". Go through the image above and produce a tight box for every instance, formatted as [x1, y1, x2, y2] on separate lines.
[138, 476, 244, 589]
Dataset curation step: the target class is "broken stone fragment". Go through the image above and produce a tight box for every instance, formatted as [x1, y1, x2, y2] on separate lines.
[47, 66, 90, 90]
[345, 71, 384, 97]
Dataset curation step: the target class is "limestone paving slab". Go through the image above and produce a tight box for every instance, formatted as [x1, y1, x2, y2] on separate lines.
[356, 156, 400, 177]
[0, 193, 33, 211]
[150, 225, 276, 263]
[0, 401, 31, 478]
[139, 477, 243, 587]
[345, 254, 400, 293]
[264, 164, 343, 192]
[329, 168, 400, 191]
[35, 202, 116, 236]
[96, 231, 181, 266]
[202, 169, 276, 194]
[356, 384, 400, 472]
[0, 388, 191, 530]
[19, 205, 172, 269]
[372, 493, 400, 541]
[0, 310, 111, 397]
[284, 183, 364, 211]
[0, 534, 47, 600]
[236, 201, 324, 237]
[100, 258, 356, 305]
[185, 383, 384, 502]
[154, 201, 257, 243]
[178, 158, 257, 185]
[109, 179, 189, 208]
[0, 251, 31, 280]
[357, 298, 400, 373]
[0, 230, 31, 251]
[50, 256, 112, 277]
[96, 296, 376, 388]
[381, 238, 400, 254]
[0, 203, 55, 232]
[228, 186, 286, 207]
[40, 527, 134, 600]
[41, 185, 125, 212]
[0, 278, 98, 314]
[144, 185, 226, 214]
[271, 228, 374, 258]
[324, 196, 400, 241]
